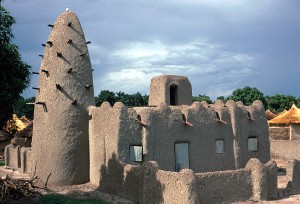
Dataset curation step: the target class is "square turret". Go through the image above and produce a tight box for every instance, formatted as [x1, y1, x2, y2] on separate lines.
[148, 75, 192, 106]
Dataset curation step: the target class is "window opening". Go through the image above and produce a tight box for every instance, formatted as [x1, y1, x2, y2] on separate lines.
[130, 146, 143, 162]
[175, 143, 189, 172]
[216, 140, 224, 154]
[248, 137, 258, 152]
[170, 84, 178, 105]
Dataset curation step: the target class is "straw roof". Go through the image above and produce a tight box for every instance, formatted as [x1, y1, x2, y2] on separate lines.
[268, 104, 300, 125]
[265, 110, 277, 120]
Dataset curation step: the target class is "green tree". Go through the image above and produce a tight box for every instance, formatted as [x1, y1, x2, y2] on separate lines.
[268, 94, 298, 113]
[192, 94, 212, 104]
[95, 90, 148, 107]
[227, 86, 267, 109]
[95, 90, 116, 106]
[14, 96, 35, 119]
[0, 5, 31, 127]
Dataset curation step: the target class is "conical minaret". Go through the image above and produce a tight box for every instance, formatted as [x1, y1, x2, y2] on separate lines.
[31, 10, 95, 186]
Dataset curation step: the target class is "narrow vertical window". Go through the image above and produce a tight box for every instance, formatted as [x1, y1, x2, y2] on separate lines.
[175, 143, 189, 172]
[248, 137, 258, 152]
[130, 146, 143, 162]
[170, 84, 178, 105]
[216, 140, 224, 154]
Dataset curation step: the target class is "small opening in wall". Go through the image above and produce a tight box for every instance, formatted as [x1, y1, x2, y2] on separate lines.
[216, 139, 224, 154]
[247, 111, 254, 121]
[248, 137, 258, 152]
[182, 114, 193, 126]
[215, 112, 221, 121]
[182, 114, 187, 122]
[175, 142, 190, 172]
[130, 145, 143, 162]
[170, 84, 178, 105]
[215, 112, 227, 124]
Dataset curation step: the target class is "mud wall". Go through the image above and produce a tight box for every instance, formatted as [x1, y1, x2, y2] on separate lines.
[270, 140, 300, 160]
[269, 126, 289, 140]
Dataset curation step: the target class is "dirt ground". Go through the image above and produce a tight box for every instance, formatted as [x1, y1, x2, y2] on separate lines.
[1, 159, 300, 204]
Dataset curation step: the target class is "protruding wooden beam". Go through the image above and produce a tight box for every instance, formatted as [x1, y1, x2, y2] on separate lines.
[182, 114, 193, 127]
[32, 71, 40, 75]
[46, 41, 53, 46]
[32, 87, 40, 90]
[57, 52, 63, 57]
[137, 114, 147, 126]
[36, 102, 45, 105]
[67, 68, 73, 74]
[41, 44, 46, 47]
[86, 41, 91, 44]
[39, 54, 44, 57]
[84, 84, 93, 89]
[47, 24, 54, 28]
[41, 69, 49, 77]
[56, 84, 62, 90]
[36, 102, 47, 112]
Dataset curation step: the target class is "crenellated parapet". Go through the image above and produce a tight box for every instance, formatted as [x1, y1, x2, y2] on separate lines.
[89, 99, 270, 184]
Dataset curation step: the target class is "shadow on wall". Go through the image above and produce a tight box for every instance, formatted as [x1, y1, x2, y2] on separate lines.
[98, 153, 165, 203]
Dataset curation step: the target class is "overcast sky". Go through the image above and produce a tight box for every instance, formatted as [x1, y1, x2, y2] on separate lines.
[3, 0, 300, 100]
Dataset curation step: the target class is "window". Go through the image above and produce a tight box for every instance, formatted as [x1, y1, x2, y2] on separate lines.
[175, 143, 189, 172]
[170, 84, 178, 105]
[130, 146, 143, 162]
[216, 140, 224, 154]
[248, 137, 258, 152]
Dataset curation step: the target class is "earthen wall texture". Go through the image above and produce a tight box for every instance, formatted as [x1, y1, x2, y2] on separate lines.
[92, 159, 281, 203]
[196, 169, 252, 203]
[89, 100, 270, 188]
[20, 147, 32, 174]
[4, 144, 20, 170]
[148, 75, 192, 106]
[270, 140, 300, 160]
[269, 126, 289, 140]
[287, 159, 300, 194]
[291, 124, 300, 140]
[31, 10, 95, 186]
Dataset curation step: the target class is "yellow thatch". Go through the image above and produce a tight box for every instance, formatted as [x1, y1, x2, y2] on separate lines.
[4, 114, 31, 134]
[268, 104, 300, 125]
[265, 110, 277, 120]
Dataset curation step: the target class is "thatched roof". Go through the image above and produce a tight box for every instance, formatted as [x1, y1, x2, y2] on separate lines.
[15, 122, 33, 138]
[268, 104, 300, 125]
[265, 110, 277, 120]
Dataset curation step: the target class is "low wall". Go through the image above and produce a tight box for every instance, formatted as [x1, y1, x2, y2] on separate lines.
[97, 158, 281, 203]
[4, 144, 31, 173]
[286, 160, 300, 194]
[269, 127, 289, 140]
[270, 140, 300, 160]
[196, 169, 252, 203]
[4, 144, 20, 170]
[20, 147, 32, 174]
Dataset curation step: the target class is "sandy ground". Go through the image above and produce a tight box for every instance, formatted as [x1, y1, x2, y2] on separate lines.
[1, 159, 300, 204]
[0, 166, 134, 204]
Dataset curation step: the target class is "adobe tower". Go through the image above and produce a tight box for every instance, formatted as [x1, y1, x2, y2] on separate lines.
[31, 10, 95, 186]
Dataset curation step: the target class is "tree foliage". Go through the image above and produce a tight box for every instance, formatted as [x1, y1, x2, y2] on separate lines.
[14, 96, 35, 119]
[192, 94, 212, 104]
[95, 90, 148, 107]
[0, 5, 31, 127]
[226, 86, 267, 109]
[267, 94, 298, 113]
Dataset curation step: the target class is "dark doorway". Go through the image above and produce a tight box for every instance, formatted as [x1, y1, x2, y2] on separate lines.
[170, 84, 178, 105]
